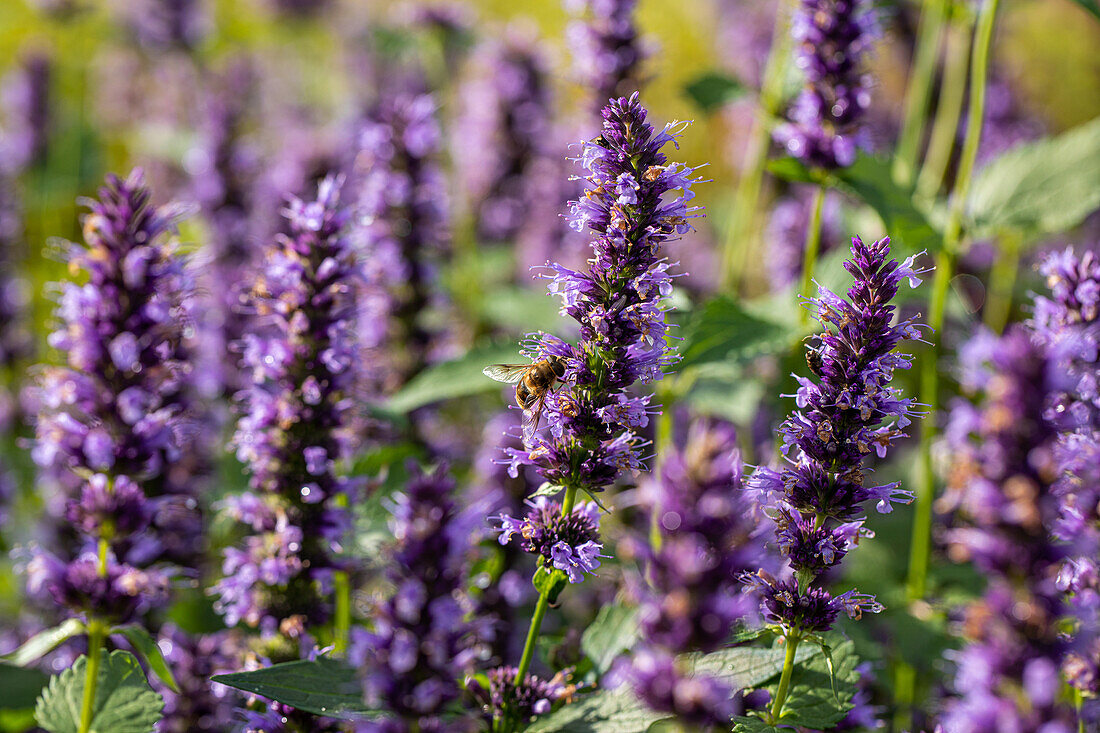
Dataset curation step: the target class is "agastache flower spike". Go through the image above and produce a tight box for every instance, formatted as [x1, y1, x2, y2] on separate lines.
[352, 465, 486, 732]
[28, 170, 207, 622]
[1030, 248, 1100, 707]
[566, 0, 647, 113]
[629, 420, 775, 726]
[495, 497, 606, 584]
[214, 175, 361, 635]
[502, 93, 706, 500]
[744, 235, 927, 637]
[936, 327, 1077, 732]
[775, 0, 876, 169]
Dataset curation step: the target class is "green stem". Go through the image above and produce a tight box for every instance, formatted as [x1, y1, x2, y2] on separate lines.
[799, 183, 827, 324]
[649, 404, 674, 551]
[893, 0, 949, 187]
[513, 486, 579, 683]
[767, 634, 801, 723]
[78, 624, 105, 733]
[721, 0, 793, 292]
[333, 571, 350, 655]
[900, 0, 999, 724]
[983, 231, 1020, 333]
[915, 13, 974, 200]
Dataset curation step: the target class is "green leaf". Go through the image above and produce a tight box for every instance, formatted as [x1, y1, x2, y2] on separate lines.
[523, 688, 667, 733]
[478, 288, 563, 334]
[773, 637, 860, 730]
[729, 627, 770, 645]
[110, 626, 179, 693]
[3, 619, 85, 668]
[211, 657, 376, 720]
[677, 295, 798, 372]
[768, 154, 942, 259]
[968, 115, 1100, 239]
[1067, 0, 1100, 22]
[685, 641, 814, 690]
[0, 663, 49, 710]
[732, 717, 780, 733]
[683, 71, 748, 113]
[581, 605, 640, 676]
[532, 566, 569, 605]
[528, 482, 564, 500]
[35, 650, 164, 733]
[386, 339, 523, 414]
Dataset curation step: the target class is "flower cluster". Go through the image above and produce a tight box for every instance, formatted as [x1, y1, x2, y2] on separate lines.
[630, 420, 773, 726]
[469, 666, 576, 728]
[29, 170, 206, 622]
[1030, 248, 1100, 704]
[155, 624, 238, 733]
[937, 327, 1076, 732]
[352, 88, 447, 384]
[495, 497, 605, 584]
[776, 0, 875, 169]
[744, 235, 926, 634]
[567, 0, 646, 112]
[502, 93, 705, 498]
[215, 175, 361, 633]
[454, 33, 552, 244]
[1, 50, 51, 170]
[353, 465, 485, 731]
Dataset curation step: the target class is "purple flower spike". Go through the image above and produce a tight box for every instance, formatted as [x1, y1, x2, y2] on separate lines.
[745, 236, 927, 634]
[566, 0, 647, 112]
[938, 327, 1077, 731]
[215, 175, 363, 633]
[470, 666, 576, 726]
[629, 420, 777, 723]
[353, 465, 486, 731]
[501, 94, 706, 506]
[775, 0, 876, 169]
[495, 497, 604, 584]
[28, 170, 209, 620]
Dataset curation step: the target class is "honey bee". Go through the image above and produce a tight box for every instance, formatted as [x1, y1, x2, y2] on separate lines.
[803, 335, 825, 379]
[483, 356, 568, 439]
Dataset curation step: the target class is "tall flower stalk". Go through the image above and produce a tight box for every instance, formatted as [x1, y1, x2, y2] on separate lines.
[214, 176, 362, 726]
[630, 420, 772, 726]
[496, 92, 705, 709]
[28, 171, 204, 733]
[936, 327, 1076, 731]
[775, 0, 875, 315]
[1032, 249, 1100, 725]
[743, 235, 927, 724]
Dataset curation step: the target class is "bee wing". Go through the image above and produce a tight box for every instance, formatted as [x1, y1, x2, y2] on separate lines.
[521, 392, 551, 443]
[482, 363, 528, 384]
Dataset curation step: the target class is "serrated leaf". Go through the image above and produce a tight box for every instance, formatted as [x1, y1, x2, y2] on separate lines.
[35, 650, 164, 733]
[524, 688, 667, 733]
[732, 716, 780, 733]
[685, 641, 814, 690]
[111, 626, 178, 694]
[0, 663, 49, 710]
[581, 605, 639, 676]
[677, 295, 797, 372]
[211, 657, 376, 720]
[773, 637, 859, 730]
[386, 339, 523, 414]
[683, 71, 749, 113]
[968, 115, 1100, 239]
[3, 619, 85, 668]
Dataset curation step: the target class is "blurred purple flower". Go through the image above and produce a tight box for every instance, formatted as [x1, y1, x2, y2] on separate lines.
[566, 0, 647, 112]
[215, 175, 362, 633]
[937, 327, 1076, 732]
[351, 465, 485, 731]
[469, 666, 576, 727]
[0, 50, 51, 171]
[629, 420, 774, 724]
[775, 0, 876, 169]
